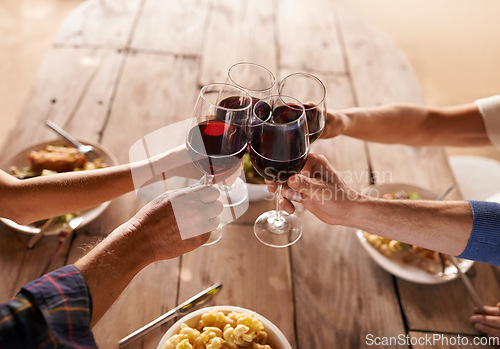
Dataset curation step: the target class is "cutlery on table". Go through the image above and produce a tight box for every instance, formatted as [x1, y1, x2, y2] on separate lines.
[26, 217, 56, 248]
[45, 120, 100, 161]
[448, 255, 485, 312]
[118, 283, 223, 348]
[40, 216, 84, 276]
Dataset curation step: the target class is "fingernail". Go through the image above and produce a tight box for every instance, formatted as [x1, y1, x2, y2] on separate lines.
[470, 315, 480, 323]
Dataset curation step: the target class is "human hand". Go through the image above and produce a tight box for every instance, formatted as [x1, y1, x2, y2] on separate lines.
[470, 303, 500, 338]
[319, 109, 350, 139]
[122, 184, 223, 263]
[266, 153, 362, 225]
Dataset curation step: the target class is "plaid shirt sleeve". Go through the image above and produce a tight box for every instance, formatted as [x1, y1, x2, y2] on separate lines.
[0, 265, 97, 348]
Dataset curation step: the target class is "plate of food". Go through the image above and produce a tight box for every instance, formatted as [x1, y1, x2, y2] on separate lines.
[157, 305, 291, 349]
[356, 182, 474, 284]
[243, 153, 273, 202]
[0, 138, 118, 235]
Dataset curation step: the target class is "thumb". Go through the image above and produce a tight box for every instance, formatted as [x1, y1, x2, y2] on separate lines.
[287, 174, 322, 197]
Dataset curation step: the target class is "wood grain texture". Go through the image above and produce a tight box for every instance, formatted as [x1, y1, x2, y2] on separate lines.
[131, 0, 210, 55]
[199, 0, 278, 86]
[178, 224, 297, 348]
[53, 0, 141, 48]
[409, 331, 499, 349]
[277, 0, 345, 74]
[2, 0, 497, 348]
[336, 0, 500, 336]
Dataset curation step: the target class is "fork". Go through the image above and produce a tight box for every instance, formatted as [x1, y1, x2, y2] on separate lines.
[45, 120, 100, 161]
[40, 216, 84, 276]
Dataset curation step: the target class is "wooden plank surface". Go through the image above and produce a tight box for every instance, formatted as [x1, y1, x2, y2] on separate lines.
[53, 0, 142, 49]
[277, 0, 345, 74]
[199, 0, 278, 86]
[179, 224, 297, 348]
[409, 331, 499, 349]
[2, 0, 498, 348]
[131, 0, 210, 55]
[290, 73, 407, 348]
[335, 0, 500, 337]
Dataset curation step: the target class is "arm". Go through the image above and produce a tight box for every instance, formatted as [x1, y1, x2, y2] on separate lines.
[272, 154, 474, 256]
[0, 145, 207, 224]
[0, 184, 221, 346]
[75, 184, 220, 326]
[322, 102, 491, 147]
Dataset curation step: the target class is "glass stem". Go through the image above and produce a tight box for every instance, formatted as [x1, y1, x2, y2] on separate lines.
[275, 183, 283, 224]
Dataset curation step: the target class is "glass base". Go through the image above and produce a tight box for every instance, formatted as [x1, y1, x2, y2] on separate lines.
[219, 177, 248, 207]
[254, 211, 302, 248]
[202, 225, 223, 246]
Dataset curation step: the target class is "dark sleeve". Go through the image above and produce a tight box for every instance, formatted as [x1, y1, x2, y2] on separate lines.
[457, 200, 500, 266]
[0, 265, 97, 349]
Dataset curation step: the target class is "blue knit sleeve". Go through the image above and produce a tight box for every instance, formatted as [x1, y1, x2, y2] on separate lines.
[457, 200, 500, 266]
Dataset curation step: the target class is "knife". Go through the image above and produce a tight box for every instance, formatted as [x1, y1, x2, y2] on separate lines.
[448, 256, 484, 312]
[118, 283, 223, 348]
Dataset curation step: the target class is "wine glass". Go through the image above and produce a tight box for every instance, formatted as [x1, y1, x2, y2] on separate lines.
[248, 95, 309, 247]
[186, 83, 253, 245]
[220, 62, 277, 207]
[278, 72, 326, 143]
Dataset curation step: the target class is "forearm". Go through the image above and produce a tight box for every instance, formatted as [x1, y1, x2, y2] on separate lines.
[0, 146, 186, 224]
[74, 222, 152, 326]
[332, 103, 490, 147]
[345, 198, 473, 256]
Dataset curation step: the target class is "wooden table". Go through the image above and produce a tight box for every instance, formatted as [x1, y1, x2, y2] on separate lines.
[1, 0, 499, 348]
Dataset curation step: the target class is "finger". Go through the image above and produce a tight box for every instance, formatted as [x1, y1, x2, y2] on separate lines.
[473, 322, 500, 337]
[474, 305, 500, 316]
[280, 198, 296, 214]
[206, 216, 221, 232]
[287, 174, 321, 197]
[281, 187, 304, 202]
[196, 185, 221, 203]
[206, 200, 224, 218]
[471, 314, 500, 329]
[266, 181, 278, 194]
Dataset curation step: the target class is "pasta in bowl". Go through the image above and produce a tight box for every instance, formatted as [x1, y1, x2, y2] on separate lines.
[356, 182, 474, 284]
[157, 306, 291, 349]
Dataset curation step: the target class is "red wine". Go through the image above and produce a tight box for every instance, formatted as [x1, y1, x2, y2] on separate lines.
[306, 108, 324, 143]
[187, 120, 247, 176]
[249, 102, 308, 182]
[215, 96, 251, 126]
[249, 145, 307, 183]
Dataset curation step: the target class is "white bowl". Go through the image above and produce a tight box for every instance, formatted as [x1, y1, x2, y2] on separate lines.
[357, 182, 473, 284]
[0, 138, 118, 235]
[157, 306, 292, 349]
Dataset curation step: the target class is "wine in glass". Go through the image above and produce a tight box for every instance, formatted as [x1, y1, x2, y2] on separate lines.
[218, 62, 277, 207]
[248, 95, 309, 247]
[278, 72, 326, 143]
[186, 83, 252, 245]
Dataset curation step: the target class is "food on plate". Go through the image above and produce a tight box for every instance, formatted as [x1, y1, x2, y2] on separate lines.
[163, 309, 274, 349]
[7, 143, 108, 225]
[9, 144, 107, 179]
[27, 145, 87, 172]
[243, 153, 265, 184]
[363, 190, 450, 274]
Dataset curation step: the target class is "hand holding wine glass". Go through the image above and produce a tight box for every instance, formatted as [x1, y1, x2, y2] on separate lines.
[248, 95, 309, 247]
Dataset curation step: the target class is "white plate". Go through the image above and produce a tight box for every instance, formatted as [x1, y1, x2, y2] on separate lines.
[356, 182, 474, 284]
[157, 305, 292, 349]
[0, 138, 118, 235]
